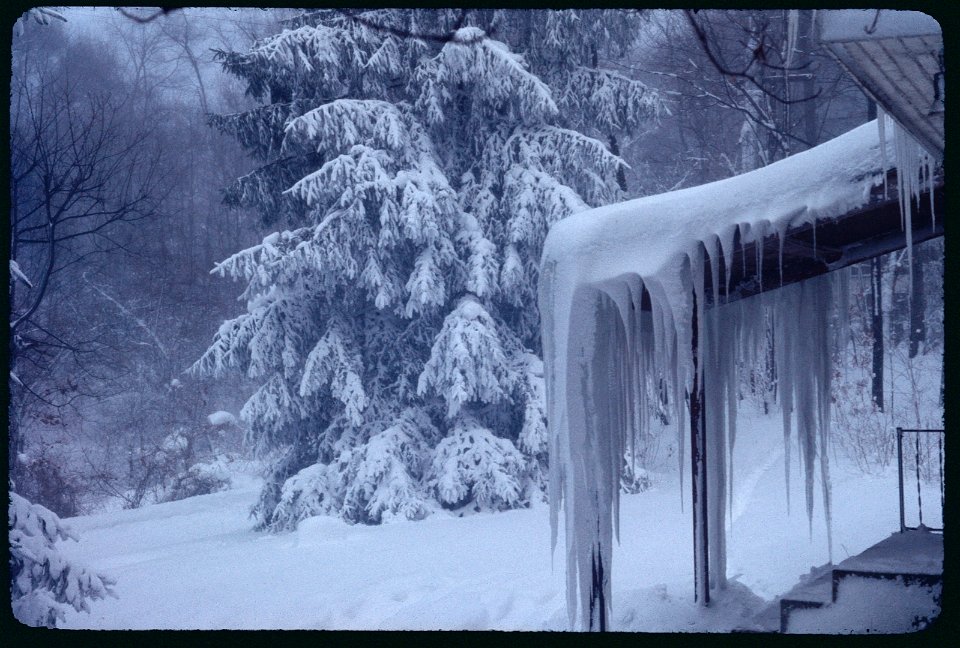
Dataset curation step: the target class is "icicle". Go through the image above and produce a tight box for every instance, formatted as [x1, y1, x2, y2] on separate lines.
[928, 154, 936, 232]
[877, 108, 889, 199]
[775, 286, 795, 515]
[772, 274, 837, 547]
[797, 282, 819, 539]
[785, 9, 800, 70]
[709, 235, 721, 310]
[671, 317, 685, 511]
[814, 274, 834, 563]
[726, 303, 739, 532]
[755, 222, 765, 291]
[540, 148, 868, 622]
[718, 225, 737, 302]
[894, 121, 922, 317]
[739, 223, 749, 277]
[775, 221, 790, 287]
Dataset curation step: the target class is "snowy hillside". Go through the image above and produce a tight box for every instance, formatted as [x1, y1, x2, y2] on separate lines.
[56, 407, 933, 631]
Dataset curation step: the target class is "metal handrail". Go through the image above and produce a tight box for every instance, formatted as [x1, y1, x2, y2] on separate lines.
[896, 427, 945, 533]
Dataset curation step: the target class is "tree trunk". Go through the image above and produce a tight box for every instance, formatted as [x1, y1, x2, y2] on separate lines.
[608, 134, 628, 194]
[8, 381, 24, 488]
[797, 10, 818, 150]
[909, 245, 926, 358]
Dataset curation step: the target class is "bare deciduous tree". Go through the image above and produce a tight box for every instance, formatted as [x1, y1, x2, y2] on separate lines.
[9, 24, 166, 482]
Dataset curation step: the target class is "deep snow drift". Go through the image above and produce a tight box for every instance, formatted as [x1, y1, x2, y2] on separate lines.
[55, 407, 938, 631]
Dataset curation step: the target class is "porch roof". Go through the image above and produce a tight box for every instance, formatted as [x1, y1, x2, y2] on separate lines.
[820, 9, 943, 161]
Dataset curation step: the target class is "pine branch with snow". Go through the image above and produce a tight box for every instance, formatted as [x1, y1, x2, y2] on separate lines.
[337, 409, 438, 523]
[418, 296, 515, 418]
[9, 493, 115, 627]
[427, 414, 527, 511]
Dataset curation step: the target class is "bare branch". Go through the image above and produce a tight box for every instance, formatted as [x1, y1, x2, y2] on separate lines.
[332, 8, 476, 45]
[683, 9, 819, 108]
[116, 7, 183, 24]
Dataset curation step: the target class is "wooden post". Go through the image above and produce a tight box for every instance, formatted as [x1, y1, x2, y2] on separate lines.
[690, 290, 710, 605]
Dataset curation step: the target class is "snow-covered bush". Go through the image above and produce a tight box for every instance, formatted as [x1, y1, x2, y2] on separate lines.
[9, 493, 115, 627]
[265, 463, 341, 532]
[427, 415, 527, 512]
[337, 409, 437, 524]
[163, 457, 232, 503]
[621, 465, 653, 495]
[117, 425, 243, 506]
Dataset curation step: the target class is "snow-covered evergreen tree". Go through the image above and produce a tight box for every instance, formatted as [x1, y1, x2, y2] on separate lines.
[9, 493, 115, 627]
[195, 9, 661, 528]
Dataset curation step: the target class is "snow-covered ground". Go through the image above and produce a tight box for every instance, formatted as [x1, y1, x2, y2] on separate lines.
[57, 407, 940, 631]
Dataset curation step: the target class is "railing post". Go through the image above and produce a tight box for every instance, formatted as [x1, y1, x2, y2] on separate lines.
[915, 431, 924, 528]
[897, 427, 905, 533]
[897, 429, 945, 532]
[939, 433, 944, 519]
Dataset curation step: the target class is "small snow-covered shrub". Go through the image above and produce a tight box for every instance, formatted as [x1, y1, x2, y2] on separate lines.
[250, 444, 315, 530]
[9, 493, 115, 627]
[427, 415, 526, 512]
[621, 463, 653, 494]
[266, 463, 341, 532]
[164, 457, 232, 503]
[337, 409, 436, 524]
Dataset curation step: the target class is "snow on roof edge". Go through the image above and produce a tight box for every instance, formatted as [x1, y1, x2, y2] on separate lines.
[540, 119, 891, 294]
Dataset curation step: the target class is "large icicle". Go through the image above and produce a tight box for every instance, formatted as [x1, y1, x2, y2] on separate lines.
[814, 274, 834, 563]
[774, 288, 795, 515]
[887, 110, 938, 340]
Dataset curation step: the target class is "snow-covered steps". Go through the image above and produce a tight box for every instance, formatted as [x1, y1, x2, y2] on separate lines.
[785, 569, 941, 633]
[736, 563, 833, 632]
[837, 527, 943, 575]
[779, 529, 942, 633]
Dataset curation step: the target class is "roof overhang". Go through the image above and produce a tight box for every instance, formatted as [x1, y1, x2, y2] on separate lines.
[820, 10, 943, 161]
[709, 172, 944, 309]
[541, 120, 943, 315]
